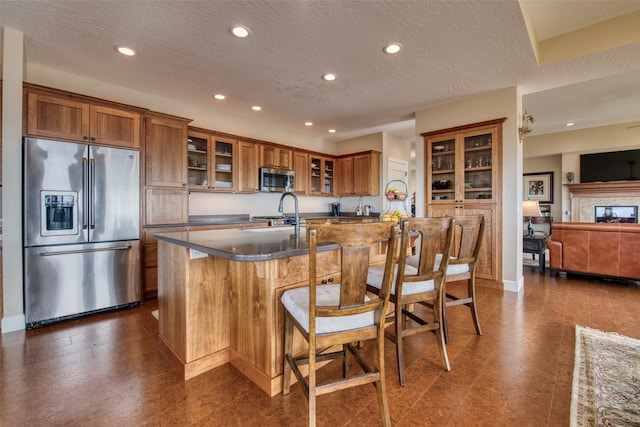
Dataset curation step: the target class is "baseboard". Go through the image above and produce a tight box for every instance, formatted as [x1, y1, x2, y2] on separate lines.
[1, 314, 26, 333]
[503, 277, 524, 293]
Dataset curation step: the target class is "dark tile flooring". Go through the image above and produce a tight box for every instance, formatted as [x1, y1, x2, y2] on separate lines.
[2, 268, 639, 426]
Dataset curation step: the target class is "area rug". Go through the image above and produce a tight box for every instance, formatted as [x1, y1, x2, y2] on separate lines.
[571, 326, 640, 426]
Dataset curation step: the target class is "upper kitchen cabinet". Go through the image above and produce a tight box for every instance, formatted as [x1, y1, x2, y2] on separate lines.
[186, 128, 238, 192]
[309, 155, 335, 196]
[144, 112, 191, 226]
[293, 151, 309, 195]
[422, 118, 505, 283]
[238, 140, 259, 193]
[337, 151, 380, 196]
[24, 85, 143, 149]
[260, 144, 293, 170]
[145, 112, 190, 188]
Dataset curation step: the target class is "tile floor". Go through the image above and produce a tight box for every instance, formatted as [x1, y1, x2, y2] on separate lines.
[2, 268, 639, 426]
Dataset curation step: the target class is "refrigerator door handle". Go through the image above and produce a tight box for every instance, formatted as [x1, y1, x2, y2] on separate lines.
[37, 245, 133, 256]
[90, 157, 96, 229]
[82, 157, 89, 230]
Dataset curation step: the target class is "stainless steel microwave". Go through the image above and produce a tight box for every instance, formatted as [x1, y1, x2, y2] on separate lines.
[259, 167, 295, 192]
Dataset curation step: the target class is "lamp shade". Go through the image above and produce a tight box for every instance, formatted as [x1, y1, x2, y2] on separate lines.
[523, 200, 542, 217]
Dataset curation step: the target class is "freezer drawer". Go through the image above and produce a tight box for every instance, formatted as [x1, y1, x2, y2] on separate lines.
[24, 241, 141, 328]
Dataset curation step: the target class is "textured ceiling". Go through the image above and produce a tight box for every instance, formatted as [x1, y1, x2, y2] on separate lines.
[1, 0, 639, 143]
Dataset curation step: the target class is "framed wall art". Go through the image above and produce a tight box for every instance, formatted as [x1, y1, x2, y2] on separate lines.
[523, 171, 554, 204]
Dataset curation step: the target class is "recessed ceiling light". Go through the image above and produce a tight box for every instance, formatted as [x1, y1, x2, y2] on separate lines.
[115, 46, 136, 56]
[323, 73, 337, 81]
[305, 122, 313, 126]
[328, 129, 336, 133]
[565, 122, 575, 127]
[252, 106, 262, 111]
[384, 43, 402, 54]
[230, 25, 250, 38]
[213, 94, 226, 100]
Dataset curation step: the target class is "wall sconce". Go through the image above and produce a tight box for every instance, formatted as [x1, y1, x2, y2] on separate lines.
[518, 109, 535, 142]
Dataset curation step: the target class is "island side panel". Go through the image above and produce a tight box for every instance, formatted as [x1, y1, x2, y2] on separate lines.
[158, 240, 188, 361]
[186, 254, 231, 362]
[157, 240, 231, 379]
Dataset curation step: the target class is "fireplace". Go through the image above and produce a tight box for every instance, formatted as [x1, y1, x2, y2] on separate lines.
[594, 205, 638, 223]
[566, 182, 640, 222]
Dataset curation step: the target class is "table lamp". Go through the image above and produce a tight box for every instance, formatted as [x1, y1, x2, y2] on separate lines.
[523, 200, 542, 236]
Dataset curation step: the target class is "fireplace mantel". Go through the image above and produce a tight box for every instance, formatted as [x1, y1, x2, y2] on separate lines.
[566, 181, 640, 221]
[567, 181, 640, 196]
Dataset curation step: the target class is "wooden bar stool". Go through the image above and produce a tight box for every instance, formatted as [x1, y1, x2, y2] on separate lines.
[367, 216, 454, 386]
[407, 215, 485, 343]
[281, 222, 399, 427]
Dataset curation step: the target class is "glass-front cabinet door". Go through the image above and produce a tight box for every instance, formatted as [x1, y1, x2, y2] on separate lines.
[310, 156, 335, 196]
[212, 137, 237, 192]
[187, 130, 238, 192]
[427, 124, 498, 203]
[429, 137, 457, 202]
[187, 133, 209, 190]
[462, 130, 494, 201]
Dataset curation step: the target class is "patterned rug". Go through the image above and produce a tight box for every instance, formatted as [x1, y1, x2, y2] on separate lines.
[571, 326, 640, 426]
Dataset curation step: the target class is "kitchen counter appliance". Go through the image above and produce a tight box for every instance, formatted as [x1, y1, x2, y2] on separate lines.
[23, 138, 141, 328]
[252, 215, 305, 227]
[259, 167, 295, 192]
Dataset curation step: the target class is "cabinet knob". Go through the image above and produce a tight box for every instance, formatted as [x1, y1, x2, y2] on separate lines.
[83, 136, 89, 140]
[90, 137, 96, 142]
[321, 279, 327, 284]
[328, 277, 334, 283]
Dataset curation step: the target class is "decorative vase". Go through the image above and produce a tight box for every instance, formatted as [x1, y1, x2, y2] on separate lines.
[567, 172, 575, 183]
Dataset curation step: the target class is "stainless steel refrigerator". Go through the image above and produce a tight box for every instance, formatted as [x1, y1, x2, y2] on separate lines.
[23, 137, 141, 328]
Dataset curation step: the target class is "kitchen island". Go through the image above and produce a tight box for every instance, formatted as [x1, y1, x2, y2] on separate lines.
[154, 226, 388, 396]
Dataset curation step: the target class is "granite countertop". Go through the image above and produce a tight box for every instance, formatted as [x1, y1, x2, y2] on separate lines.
[144, 213, 380, 229]
[144, 214, 258, 229]
[154, 226, 340, 262]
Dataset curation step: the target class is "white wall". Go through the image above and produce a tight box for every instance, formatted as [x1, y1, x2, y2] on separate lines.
[415, 87, 522, 292]
[2, 29, 25, 332]
[523, 154, 562, 220]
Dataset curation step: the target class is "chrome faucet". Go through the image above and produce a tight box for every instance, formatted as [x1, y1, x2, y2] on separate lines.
[278, 191, 300, 235]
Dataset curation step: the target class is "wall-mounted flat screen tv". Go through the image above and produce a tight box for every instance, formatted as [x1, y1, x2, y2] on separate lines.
[594, 206, 638, 223]
[580, 149, 640, 182]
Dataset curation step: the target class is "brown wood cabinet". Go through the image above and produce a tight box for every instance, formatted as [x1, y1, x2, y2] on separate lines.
[144, 113, 189, 188]
[293, 151, 309, 195]
[24, 89, 142, 148]
[238, 140, 259, 193]
[309, 155, 335, 196]
[260, 144, 292, 170]
[143, 112, 191, 227]
[426, 204, 496, 280]
[337, 151, 380, 196]
[423, 118, 505, 283]
[144, 187, 189, 225]
[187, 128, 238, 192]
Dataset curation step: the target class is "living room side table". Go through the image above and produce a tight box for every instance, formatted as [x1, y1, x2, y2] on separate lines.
[523, 234, 549, 274]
